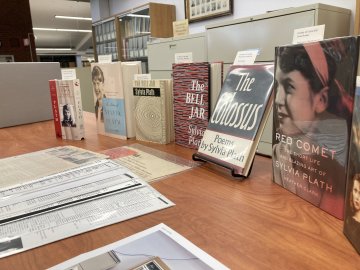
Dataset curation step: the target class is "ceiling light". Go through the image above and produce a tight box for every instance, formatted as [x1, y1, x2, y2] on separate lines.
[33, 27, 92, 33]
[126, 14, 150, 18]
[55, 15, 92, 21]
[36, 48, 72, 51]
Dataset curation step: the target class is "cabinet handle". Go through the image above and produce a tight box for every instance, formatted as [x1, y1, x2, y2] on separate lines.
[169, 44, 176, 49]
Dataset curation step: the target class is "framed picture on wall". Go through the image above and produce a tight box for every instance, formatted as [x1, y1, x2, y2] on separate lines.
[185, 0, 233, 23]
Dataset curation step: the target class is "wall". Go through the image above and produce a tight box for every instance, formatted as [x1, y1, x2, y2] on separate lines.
[0, 0, 37, 62]
[100, 0, 355, 34]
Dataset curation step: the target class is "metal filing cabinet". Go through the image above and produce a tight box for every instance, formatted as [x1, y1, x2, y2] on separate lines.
[148, 33, 207, 79]
[206, 3, 351, 156]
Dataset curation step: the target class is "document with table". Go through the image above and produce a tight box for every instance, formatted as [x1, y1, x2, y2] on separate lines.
[0, 158, 174, 258]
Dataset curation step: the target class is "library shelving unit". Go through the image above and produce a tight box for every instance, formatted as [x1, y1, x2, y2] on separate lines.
[92, 2, 176, 68]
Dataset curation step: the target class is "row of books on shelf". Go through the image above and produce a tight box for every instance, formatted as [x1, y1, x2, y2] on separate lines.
[122, 34, 150, 60]
[120, 16, 151, 38]
[48, 35, 360, 255]
[94, 20, 116, 43]
[96, 41, 118, 57]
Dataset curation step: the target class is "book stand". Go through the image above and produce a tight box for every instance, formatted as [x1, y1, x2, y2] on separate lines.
[192, 153, 254, 179]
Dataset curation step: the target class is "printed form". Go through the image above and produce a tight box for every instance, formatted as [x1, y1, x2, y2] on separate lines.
[0, 159, 174, 258]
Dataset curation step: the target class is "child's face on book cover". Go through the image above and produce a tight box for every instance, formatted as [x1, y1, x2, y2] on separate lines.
[275, 68, 326, 135]
[353, 180, 360, 212]
[93, 77, 104, 99]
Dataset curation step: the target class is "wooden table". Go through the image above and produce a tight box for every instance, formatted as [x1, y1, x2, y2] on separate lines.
[0, 112, 359, 269]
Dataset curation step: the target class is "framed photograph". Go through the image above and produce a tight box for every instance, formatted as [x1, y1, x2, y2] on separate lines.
[185, 0, 233, 23]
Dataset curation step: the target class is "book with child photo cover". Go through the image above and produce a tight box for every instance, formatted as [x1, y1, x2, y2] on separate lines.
[272, 36, 359, 219]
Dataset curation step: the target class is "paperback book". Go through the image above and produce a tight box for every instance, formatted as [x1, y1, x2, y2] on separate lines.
[133, 79, 173, 144]
[172, 62, 223, 149]
[344, 76, 360, 253]
[194, 64, 274, 177]
[55, 79, 85, 140]
[91, 62, 127, 139]
[272, 36, 358, 219]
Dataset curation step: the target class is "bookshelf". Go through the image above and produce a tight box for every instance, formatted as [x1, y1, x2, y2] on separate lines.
[92, 18, 118, 61]
[117, 3, 176, 69]
[92, 3, 175, 69]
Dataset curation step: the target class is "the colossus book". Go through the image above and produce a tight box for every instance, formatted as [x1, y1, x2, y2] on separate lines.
[53, 79, 85, 140]
[172, 62, 222, 149]
[272, 36, 358, 219]
[91, 62, 127, 139]
[344, 76, 360, 253]
[194, 64, 274, 177]
[133, 79, 173, 144]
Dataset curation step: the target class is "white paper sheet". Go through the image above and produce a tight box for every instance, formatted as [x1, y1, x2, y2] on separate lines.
[48, 223, 229, 270]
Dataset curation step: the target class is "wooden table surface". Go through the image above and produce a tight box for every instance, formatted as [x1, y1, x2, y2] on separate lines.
[0, 112, 359, 270]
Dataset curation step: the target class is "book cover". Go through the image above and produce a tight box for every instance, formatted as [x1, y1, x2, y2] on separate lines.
[194, 64, 274, 177]
[133, 79, 173, 144]
[49, 80, 62, 138]
[272, 36, 358, 219]
[91, 62, 127, 139]
[56, 79, 85, 141]
[344, 77, 360, 253]
[121, 61, 142, 138]
[172, 62, 211, 149]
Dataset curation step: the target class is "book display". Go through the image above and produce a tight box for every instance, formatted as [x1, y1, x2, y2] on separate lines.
[194, 64, 274, 177]
[344, 77, 360, 254]
[91, 62, 127, 139]
[52, 79, 85, 141]
[132, 79, 174, 144]
[3, 2, 360, 270]
[172, 62, 223, 150]
[272, 36, 358, 219]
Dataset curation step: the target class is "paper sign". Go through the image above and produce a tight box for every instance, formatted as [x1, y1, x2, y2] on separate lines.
[98, 54, 112, 63]
[175, 52, 193, 64]
[233, 49, 259, 65]
[292, 25, 325, 44]
[61, 68, 76, 80]
[134, 74, 151, 80]
[173, 19, 189, 37]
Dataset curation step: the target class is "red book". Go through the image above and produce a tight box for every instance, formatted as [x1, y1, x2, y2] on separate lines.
[49, 80, 62, 138]
[172, 62, 211, 149]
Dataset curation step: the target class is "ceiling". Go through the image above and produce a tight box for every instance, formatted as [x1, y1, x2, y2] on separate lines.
[29, 0, 93, 56]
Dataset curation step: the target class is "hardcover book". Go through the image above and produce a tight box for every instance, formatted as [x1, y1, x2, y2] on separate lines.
[91, 62, 127, 139]
[272, 36, 358, 219]
[133, 79, 173, 144]
[344, 77, 360, 253]
[172, 62, 223, 149]
[49, 80, 62, 138]
[55, 79, 85, 140]
[194, 64, 274, 177]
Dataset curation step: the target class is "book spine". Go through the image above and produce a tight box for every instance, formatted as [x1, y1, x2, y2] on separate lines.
[49, 80, 62, 138]
[73, 79, 85, 140]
